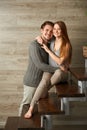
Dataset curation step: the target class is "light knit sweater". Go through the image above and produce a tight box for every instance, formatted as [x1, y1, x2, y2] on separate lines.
[23, 40, 58, 87]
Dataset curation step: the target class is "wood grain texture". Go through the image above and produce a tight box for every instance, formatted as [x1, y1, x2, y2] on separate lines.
[0, 0, 87, 128]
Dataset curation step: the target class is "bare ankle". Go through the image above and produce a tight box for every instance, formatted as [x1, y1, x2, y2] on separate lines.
[29, 106, 33, 112]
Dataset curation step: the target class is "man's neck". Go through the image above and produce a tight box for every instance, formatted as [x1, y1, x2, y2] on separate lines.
[41, 36, 49, 45]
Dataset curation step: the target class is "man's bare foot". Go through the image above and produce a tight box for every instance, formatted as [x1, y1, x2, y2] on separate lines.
[24, 107, 33, 119]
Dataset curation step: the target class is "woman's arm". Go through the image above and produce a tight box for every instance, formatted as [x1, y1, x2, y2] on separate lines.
[42, 44, 65, 65]
[42, 44, 69, 72]
[36, 36, 70, 71]
[36, 36, 66, 65]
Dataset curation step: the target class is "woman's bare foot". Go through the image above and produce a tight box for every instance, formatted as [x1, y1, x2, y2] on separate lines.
[24, 106, 33, 119]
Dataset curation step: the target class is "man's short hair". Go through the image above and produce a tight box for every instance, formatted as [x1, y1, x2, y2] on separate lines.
[41, 21, 54, 29]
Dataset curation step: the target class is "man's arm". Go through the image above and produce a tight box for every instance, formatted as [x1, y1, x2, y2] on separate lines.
[29, 41, 58, 73]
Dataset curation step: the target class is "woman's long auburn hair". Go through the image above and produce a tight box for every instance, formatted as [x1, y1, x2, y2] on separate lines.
[54, 21, 72, 64]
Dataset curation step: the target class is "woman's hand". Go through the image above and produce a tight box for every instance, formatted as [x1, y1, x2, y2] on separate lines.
[60, 65, 67, 72]
[36, 36, 43, 45]
[60, 63, 69, 72]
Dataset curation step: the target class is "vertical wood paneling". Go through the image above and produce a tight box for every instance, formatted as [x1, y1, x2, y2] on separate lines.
[0, 0, 87, 127]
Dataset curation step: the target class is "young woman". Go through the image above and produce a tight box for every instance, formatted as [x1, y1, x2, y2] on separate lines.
[24, 21, 72, 118]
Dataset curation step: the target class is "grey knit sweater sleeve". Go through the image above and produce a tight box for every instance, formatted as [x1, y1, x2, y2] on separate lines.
[29, 41, 58, 73]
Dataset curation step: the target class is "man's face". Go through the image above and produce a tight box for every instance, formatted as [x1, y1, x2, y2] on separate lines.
[41, 25, 53, 42]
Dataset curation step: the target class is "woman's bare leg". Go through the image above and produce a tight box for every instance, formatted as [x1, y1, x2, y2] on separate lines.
[24, 72, 52, 118]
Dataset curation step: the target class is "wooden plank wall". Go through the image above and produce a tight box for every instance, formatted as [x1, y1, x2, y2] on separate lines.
[0, 0, 87, 127]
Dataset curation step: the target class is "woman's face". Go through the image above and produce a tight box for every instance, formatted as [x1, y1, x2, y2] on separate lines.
[53, 23, 62, 38]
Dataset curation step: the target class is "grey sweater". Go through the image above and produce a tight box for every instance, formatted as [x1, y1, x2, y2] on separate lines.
[23, 40, 57, 87]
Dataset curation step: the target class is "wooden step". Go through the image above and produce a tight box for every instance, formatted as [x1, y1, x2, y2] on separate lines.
[18, 93, 64, 130]
[18, 104, 44, 130]
[69, 67, 87, 81]
[37, 92, 64, 115]
[4, 116, 44, 130]
[18, 114, 44, 130]
[4, 117, 19, 130]
[55, 81, 85, 97]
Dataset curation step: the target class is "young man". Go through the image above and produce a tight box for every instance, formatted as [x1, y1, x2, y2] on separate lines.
[19, 21, 57, 116]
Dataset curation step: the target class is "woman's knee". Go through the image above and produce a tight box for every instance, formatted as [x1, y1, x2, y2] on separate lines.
[51, 69, 68, 85]
[41, 78, 50, 88]
[41, 74, 51, 87]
